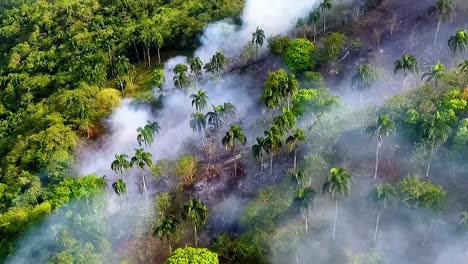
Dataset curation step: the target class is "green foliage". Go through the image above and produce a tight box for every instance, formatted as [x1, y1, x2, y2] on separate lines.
[173, 156, 197, 183]
[320, 32, 347, 61]
[396, 177, 445, 210]
[204, 51, 229, 77]
[303, 71, 323, 88]
[212, 234, 265, 264]
[151, 69, 165, 89]
[262, 69, 299, 109]
[164, 247, 218, 264]
[291, 88, 340, 117]
[267, 35, 291, 56]
[284, 38, 315, 72]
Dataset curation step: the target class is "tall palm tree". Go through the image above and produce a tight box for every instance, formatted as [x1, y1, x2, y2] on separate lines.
[182, 198, 208, 248]
[130, 149, 153, 194]
[222, 125, 247, 177]
[189, 57, 204, 88]
[264, 125, 284, 175]
[425, 111, 452, 177]
[190, 112, 207, 151]
[294, 187, 316, 233]
[204, 50, 228, 77]
[287, 129, 306, 172]
[319, 0, 333, 34]
[448, 29, 468, 59]
[352, 64, 377, 106]
[422, 61, 446, 88]
[112, 179, 126, 208]
[252, 137, 267, 174]
[137, 121, 160, 149]
[308, 8, 321, 43]
[274, 108, 297, 133]
[369, 183, 396, 244]
[322, 167, 351, 239]
[153, 216, 180, 254]
[206, 103, 237, 131]
[368, 115, 396, 181]
[394, 53, 420, 89]
[251, 26, 265, 59]
[428, 0, 455, 45]
[111, 154, 130, 183]
[190, 90, 209, 112]
[458, 60, 468, 73]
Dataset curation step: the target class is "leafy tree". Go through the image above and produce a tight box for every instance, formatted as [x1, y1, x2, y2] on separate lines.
[319, 0, 333, 34]
[190, 90, 209, 112]
[173, 63, 190, 90]
[190, 112, 207, 151]
[274, 108, 297, 133]
[448, 29, 468, 58]
[252, 137, 267, 174]
[113, 55, 131, 90]
[284, 38, 315, 72]
[293, 187, 316, 232]
[137, 121, 160, 149]
[204, 51, 229, 78]
[308, 8, 321, 43]
[287, 128, 305, 172]
[352, 64, 377, 105]
[262, 69, 299, 110]
[394, 53, 419, 89]
[189, 57, 204, 88]
[396, 177, 445, 211]
[112, 179, 126, 207]
[251, 26, 265, 59]
[322, 167, 351, 239]
[368, 115, 396, 181]
[321, 32, 347, 61]
[206, 103, 237, 131]
[264, 125, 284, 175]
[369, 183, 397, 244]
[222, 125, 247, 177]
[164, 247, 218, 264]
[173, 155, 197, 184]
[130, 149, 153, 194]
[182, 199, 208, 248]
[267, 35, 291, 55]
[153, 216, 180, 254]
[422, 61, 446, 88]
[111, 154, 130, 183]
[151, 69, 165, 89]
[428, 0, 454, 45]
[424, 111, 452, 177]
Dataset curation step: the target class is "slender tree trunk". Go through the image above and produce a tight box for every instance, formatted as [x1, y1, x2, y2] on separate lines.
[147, 47, 151, 68]
[296, 253, 299, 264]
[260, 156, 264, 174]
[373, 211, 382, 244]
[333, 199, 338, 239]
[434, 15, 442, 45]
[304, 208, 309, 233]
[323, 11, 326, 34]
[200, 133, 207, 152]
[422, 220, 434, 247]
[313, 24, 317, 43]
[374, 139, 381, 181]
[402, 74, 407, 90]
[121, 172, 126, 184]
[294, 148, 298, 172]
[141, 169, 147, 194]
[233, 146, 237, 177]
[157, 48, 161, 64]
[118, 195, 123, 210]
[270, 153, 274, 175]
[193, 224, 198, 247]
[425, 141, 435, 178]
[169, 244, 172, 254]
[133, 42, 140, 64]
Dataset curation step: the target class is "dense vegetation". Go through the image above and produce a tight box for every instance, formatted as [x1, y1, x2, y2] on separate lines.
[1, 0, 468, 263]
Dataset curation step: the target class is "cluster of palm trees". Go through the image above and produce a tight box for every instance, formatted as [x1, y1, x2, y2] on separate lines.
[296, 0, 333, 42]
[110, 120, 160, 203]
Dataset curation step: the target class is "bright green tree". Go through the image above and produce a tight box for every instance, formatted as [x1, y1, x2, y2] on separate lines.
[204, 51, 229, 78]
[284, 38, 315, 72]
[153, 216, 180, 254]
[422, 61, 446, 88]
[448, 29, 468, 59]
[190, 90, 209, 112]
[222, 125, 247, 177]
[111, 154, 130, 183]
[182, 199, 208, 248]
[425, 111, 452, 177]
[164, 247, 218, 264]
[189, 57, 204, 88]
[394, 53, 419, 89]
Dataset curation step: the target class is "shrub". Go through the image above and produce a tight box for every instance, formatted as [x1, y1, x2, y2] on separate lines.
[284, 38, 315, 72]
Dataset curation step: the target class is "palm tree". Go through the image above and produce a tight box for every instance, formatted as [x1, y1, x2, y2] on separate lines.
[425, 111, 452, 177]
[368, 115, 396, 181]
[394, 53, 419, 89]
[173, 63, 190, 90]
[130, 149, 153, 194]
[308, 8, 321, 43]
[458, 60, 468, 73]
[422, 61, 446, 88]
[287, 129, 306, 172]
[251, 26, 265, 59]
[111, 154, 130, 183]
[206, 103, 237, 131]
[274, 108, 297, 133]
[352, 64, 377, 106]
[370, 183, 396, 244]
[264, 125, 284, 175]
[448, 29, 468, 59]
[112, 179, 126, 208]
[153, 216, 180, 254]
[182, 198, 208, 248]
[204, 50, 228, 77]
[190, 90, 209, 112]
[189, 57, 204, 88]
[252, 137, 267, 174]
[137, 121, 160, 149]
[428, 0, 454, 45]
[319, 0, 333, 34]
[222, 125, 247, 177]
[190, 112, 207, 151]
[322, 167, 351, 239]
[294, 187, 316, 233]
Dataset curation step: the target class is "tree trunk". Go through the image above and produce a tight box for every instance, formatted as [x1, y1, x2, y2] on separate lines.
[270, 153, 274, 175]
[147, 47, 151, 68]
[425, 141, 435, 178]
[373, 211, 382, 245]
[157, 48, 161, 65]
[374, 139, 381, 181]
[313, 24, 317, 43]
[141, 169, 147, 194]
[296, 253, 299, 264]
[169, 244, 172, 254]
[233, 146, 237, 177]
[133, 42, 140, 64]
[304, 208, 309, 233]
[260, 156, 264, 174]
[434, 15, 442, 45]
[193, 224, 198, 247]
[118, 195, 123, 210]
[200, 133, 207, 152]
[333, 199, 338, 239]
[294, 148, 298, 172]
[323, 11, 326, 34]
[402, 75, 407, 90]
[422, 220, 433, 247]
